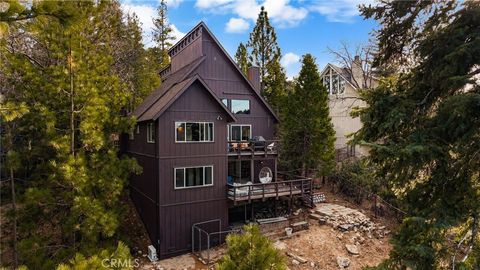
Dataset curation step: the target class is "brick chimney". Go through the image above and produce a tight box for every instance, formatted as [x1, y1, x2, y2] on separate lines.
[351, 55, 364, 88]
[247, 66, 261, 93]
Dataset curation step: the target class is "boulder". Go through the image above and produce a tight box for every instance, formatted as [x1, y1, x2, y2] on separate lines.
[345, 244, 359, 255]
[336, 256, 351, 268]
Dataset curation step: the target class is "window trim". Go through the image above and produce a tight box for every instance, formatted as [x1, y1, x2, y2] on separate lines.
[323, 68, 345, 96]
[230, 99, 251, 114]
[147, 122, 155, 143]
[175, 121, 215, 143]
[228, 124, 252, 141]
[174, 165, 214, 189]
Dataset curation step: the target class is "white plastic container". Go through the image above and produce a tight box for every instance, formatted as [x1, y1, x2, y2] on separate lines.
[285, 227, 293, 237]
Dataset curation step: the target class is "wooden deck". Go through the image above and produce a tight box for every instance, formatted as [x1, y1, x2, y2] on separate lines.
[227, 178, 312, 203]
[227, 140, 279, 157]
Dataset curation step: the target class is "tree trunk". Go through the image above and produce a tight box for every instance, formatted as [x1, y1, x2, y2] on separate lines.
[69, 36, 75, 155]
[10, 166, 18, 268]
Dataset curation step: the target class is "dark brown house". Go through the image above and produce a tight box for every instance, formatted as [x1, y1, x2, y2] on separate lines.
[126, 22, 312, 259]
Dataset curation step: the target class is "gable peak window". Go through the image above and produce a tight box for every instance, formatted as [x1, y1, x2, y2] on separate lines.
[322, 67, 346, 95]
[147, 122, 155, 143]
[221, 98, 250, 114]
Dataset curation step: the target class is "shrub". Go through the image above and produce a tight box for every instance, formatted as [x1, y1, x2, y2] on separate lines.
[217, 224, 286, 270]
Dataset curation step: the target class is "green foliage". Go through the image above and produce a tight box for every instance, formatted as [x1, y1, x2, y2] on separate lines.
[234, 42, 250, 75]
[1, 1, 148, 268]
[357, 1, 480, 268]
[247, 6, 286, 110]
[56, 241, 133, 270]
[152, 0, 174, 70]
[217, 224, 286, 270]
[281, 54, 336, 176]
[330, 159, 384, 204]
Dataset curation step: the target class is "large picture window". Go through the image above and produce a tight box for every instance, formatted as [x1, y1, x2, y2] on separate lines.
[229, 125, 251, 141]
[322, 68, 345, 95]
[147, 122, 155, 143]
[231, 99, 250, 114]
[176, 122, 214, 142]
[175, 166, 213, 189]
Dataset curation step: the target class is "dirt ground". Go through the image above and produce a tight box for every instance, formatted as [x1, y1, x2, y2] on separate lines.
[279, 223, 391, 269]
[132, 186, 395, 270]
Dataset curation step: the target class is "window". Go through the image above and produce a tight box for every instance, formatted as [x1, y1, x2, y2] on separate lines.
[129, 129, 134, 140]
[147, 122, 155, 143]
[176, 122, 214, 142]
[322, 68, 345, 95]
[175, 166, 213, 189]
[229, 125, 251, 141]
[136, 125, 140, 134]
[222, 98, 228, 107]
[231, 99, 250, 114]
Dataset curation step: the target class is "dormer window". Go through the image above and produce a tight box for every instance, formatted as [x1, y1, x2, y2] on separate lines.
[322, 68, 345, 95]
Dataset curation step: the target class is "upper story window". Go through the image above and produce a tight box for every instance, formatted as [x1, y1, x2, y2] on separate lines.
[322, 68, 345, 95]
[221, 98, 250, 115]
[176, 122, 214, 142]
[228, 124, 251, 141]
[231, 99, 250, 114]
[147, 123, 155, 143]
[175, 166, 213, 189]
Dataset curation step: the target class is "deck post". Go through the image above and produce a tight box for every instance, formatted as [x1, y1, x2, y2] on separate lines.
[250, 159, 254, 183]
[251, 201, 255, 221]
[274, 158, 278, 182]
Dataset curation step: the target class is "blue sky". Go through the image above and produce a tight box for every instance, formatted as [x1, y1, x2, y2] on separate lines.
[121, 0, 378, 79]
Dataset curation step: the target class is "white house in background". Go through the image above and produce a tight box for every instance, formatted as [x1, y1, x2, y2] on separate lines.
[320, 56, 379, 157]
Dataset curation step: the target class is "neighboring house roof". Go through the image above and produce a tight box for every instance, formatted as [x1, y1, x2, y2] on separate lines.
[320, 63, 358, 89]
[137, 74, 236, 122]
[191, 22, 280, 123]
[132, 56, 205, 119]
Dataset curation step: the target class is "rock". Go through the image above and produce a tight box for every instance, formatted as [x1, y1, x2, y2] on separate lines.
[336, 256, 351, 268]
[274, 240, 287, 250]
[292, 259, 300, 265]
[310, 261, 315, 267]
[286, 252, 308, 263]
[345, 244, 359, 255]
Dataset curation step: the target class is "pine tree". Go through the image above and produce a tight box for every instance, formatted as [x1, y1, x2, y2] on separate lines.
[247, 6, 286, 110]
[357, 1, 480, 268]
[1, 1, 140, 268]
[281, 54, 335, 177]
[152, 0, 174, 70]
[234, 42, 250, 75]
[217, 224, 286, 270]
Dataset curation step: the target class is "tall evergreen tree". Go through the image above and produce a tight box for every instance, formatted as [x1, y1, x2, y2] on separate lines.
[281, 54, 335, 177]
[1, 1, 140, 268]
[234, 42, 250, 75]
[357, 1, 480, 268]
[247, 6, 286, 110]
[152, 0, 174, 70]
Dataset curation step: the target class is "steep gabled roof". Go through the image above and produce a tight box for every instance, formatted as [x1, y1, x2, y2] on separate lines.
[320, 64, 358, 89]
[137, 74, 236, 122]
[183, 22, 280, 123]
[132, 56, 205, 120]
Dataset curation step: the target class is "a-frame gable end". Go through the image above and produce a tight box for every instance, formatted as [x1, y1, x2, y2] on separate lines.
[198, 23, 279, 122]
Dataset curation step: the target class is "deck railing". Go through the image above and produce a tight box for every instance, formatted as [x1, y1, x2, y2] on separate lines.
[227, 178, 312, 203]
[227, 140, 279, 156]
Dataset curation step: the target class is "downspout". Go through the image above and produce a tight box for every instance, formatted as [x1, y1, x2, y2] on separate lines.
[155, 120, 160, 253]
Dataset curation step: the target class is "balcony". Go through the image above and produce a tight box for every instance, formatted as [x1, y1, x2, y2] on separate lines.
[227, 178, 313, 203]
[227, 139, 279, 157]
